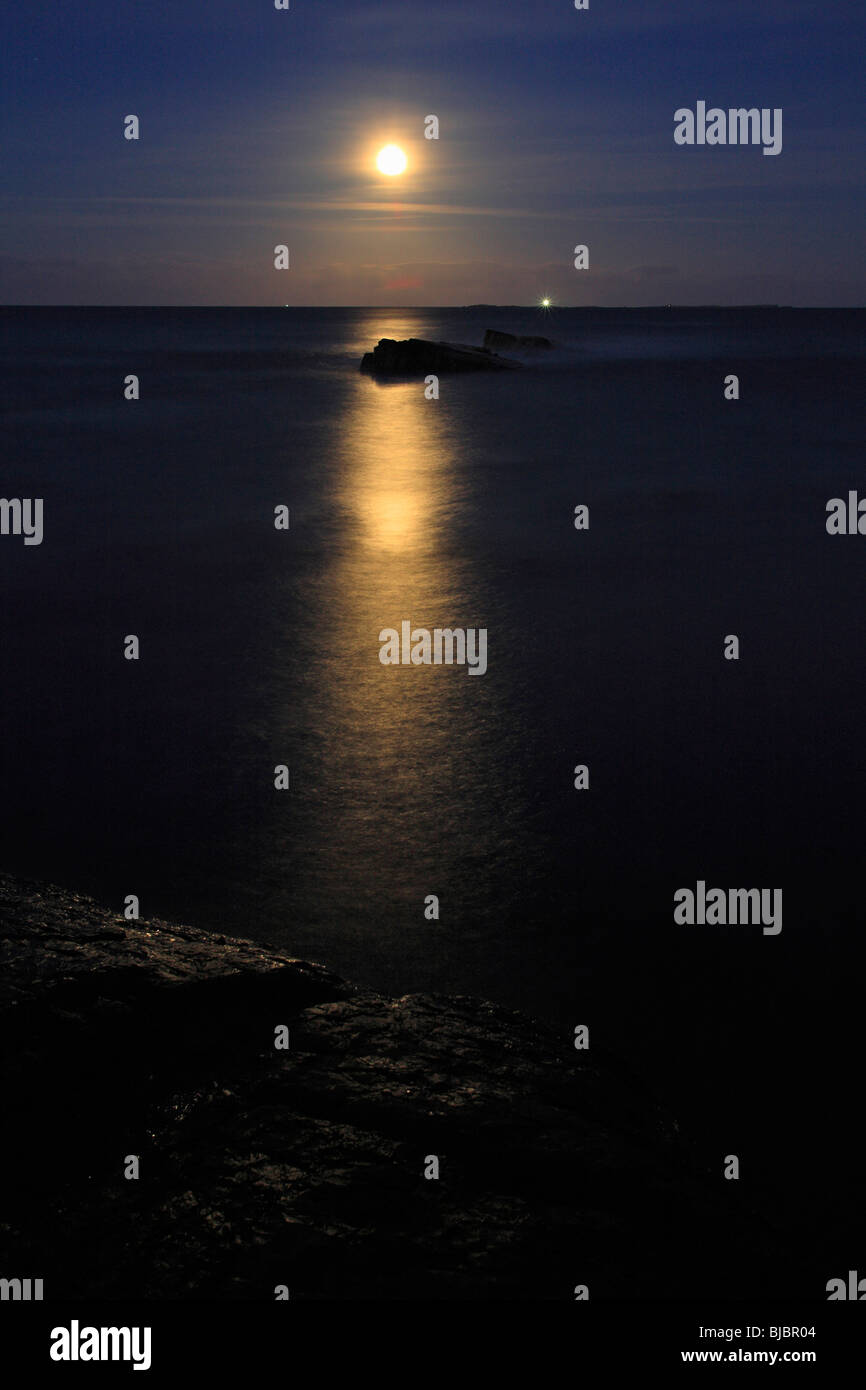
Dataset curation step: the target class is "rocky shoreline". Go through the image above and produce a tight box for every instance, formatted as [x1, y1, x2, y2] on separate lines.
[0, 872, 806, 1299]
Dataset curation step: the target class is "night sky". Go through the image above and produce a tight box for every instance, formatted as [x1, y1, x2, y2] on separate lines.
[2, 0, 863, 305]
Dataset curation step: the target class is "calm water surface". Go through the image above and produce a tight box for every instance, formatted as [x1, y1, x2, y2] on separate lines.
[2, 307, 865, 1215]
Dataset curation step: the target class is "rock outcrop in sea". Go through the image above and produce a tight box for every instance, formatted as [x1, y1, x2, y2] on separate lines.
[482, 329, 553, 350]
[360, 337, 522, 376]
[0, 872, 805, 1299]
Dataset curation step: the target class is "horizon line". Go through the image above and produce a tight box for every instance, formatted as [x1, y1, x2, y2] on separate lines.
[4, 302, 866, 311]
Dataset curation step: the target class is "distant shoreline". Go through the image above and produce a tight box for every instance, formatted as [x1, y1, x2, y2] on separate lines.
[7, 302, 866, 312]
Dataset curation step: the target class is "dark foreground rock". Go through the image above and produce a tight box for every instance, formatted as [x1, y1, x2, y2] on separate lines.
[0, 872, 807, 1299]
[360, 337, 522, 376]
[483, 328, 553, 350]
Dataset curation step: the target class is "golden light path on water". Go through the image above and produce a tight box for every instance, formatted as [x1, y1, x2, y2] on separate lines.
[247, 314, 538, 989]
[296, 334, 504, 944]
[324, 362, 474, 777]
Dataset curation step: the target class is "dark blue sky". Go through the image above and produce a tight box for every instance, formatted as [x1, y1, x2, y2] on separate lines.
[2, 0, 863, 304]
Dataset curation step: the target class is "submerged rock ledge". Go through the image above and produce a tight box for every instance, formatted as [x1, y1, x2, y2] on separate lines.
[0, 872, 799, 1299]
[482, 328, 553, 350]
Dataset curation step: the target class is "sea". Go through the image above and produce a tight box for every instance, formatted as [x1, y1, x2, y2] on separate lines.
[2, 305, 865, 1245]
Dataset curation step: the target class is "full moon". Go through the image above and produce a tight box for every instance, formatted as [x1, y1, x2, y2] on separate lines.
[376, 144, 407, 176]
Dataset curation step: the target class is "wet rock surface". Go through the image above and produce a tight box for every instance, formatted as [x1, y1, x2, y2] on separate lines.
[0, 872, 805, 1299]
